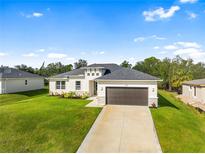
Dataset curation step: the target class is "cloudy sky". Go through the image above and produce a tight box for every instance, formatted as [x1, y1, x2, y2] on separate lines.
[0, 0, 205, 67]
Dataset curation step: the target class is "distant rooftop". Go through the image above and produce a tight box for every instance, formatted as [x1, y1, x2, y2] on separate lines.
[0, 67, 43, 79]
[183, 79, 205, 86]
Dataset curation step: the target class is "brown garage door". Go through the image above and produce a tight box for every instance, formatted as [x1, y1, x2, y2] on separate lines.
[106, 87, 148, 106]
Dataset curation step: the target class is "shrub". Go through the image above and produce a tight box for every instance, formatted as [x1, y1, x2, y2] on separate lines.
[63, 92, 76, 98]
[151, 102, 157, 108]
[81, 92, 89, 99]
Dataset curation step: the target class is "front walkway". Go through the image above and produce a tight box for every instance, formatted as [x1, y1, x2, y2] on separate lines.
[77, 105, 162, 153]
[86, 96, 104, 107]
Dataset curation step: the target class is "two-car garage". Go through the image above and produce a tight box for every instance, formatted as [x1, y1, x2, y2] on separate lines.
[106, 87, 148, 106]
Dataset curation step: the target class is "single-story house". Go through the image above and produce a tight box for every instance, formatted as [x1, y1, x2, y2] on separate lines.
[0, 67, 44, 94]
[182, 79, 205, 104]
[48, 63, 161, 107]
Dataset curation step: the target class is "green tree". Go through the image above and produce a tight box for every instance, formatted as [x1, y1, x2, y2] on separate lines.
[133, 57, 161, 77]
[15, 64, 35, 73]
[120, 60, 132, 68]
[74, 59, 87, 69]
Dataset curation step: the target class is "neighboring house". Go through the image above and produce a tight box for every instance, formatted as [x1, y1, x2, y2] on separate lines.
[48, 63, 161, 107]
[182, 79, 205, 104]
[0, 67, 44, 94]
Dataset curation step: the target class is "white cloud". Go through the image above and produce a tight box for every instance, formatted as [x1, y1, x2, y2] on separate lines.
[188, 12, 197, 19]
[48, 53, 67, 59]
[134, 37, 145, 42]
[134, 35, 166, 43]
[175, 41, 200, 48]
[174, 48, 205, 58]
[66, 57, 75, 61]
[164, 45, 178, 50]
[33, 12, 43, 17]
[153, 46, 160, 49]
[36, 48, 46, 52]
[143, 6, 180, 22]
[22, 53, 38, 57]
[151, 35, 166, 40]
[164, 41, 205, 61]
[158, 51, 168, 54]
[179, 0, 198, 3]
[164, 41, 201, 51]
[99, 51, 105, 55]
[80, 52, 86, 55]
[0, 52, 8, 57]
[21, 12, 43, 18]
[129, 57, 135, 61]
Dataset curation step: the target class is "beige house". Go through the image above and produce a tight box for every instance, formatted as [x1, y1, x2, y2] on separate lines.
[182, 79, 205, 104]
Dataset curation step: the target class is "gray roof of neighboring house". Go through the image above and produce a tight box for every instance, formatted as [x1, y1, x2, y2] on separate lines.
[183, 79, 205, 86]
[0, 67, 43, 79]
[96, 67, 160, 80]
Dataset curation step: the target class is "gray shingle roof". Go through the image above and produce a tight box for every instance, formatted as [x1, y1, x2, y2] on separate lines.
[183, 79, 205, 86]
[0, 67, 43, 78]
[96, 67, 160, 80]
[86, 63, 122, 74]
[50, 63, 122, 78]
[51, 69, 84, 78]
[49, 63, 159, 81]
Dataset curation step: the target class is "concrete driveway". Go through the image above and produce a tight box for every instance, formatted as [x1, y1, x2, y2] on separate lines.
[77, 105, 162, 153]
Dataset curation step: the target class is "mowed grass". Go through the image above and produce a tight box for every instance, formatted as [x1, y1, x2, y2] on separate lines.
[151, 90, 205, 152]
[0, 89, 101, 152]
[0, 89, 48, 106]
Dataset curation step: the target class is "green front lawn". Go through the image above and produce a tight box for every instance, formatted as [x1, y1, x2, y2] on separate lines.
[151, 90, 205, 152]
[0, 89, 101, 152]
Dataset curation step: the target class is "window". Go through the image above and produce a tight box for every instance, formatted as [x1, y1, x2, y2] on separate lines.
[92, 73, 95, 76]
[87, 73, 90, 76]
[194, 87, 197, 97]
[56, 81, 66, 90]
[96, 73, 99, 76]
[25, 80, 28, 85]
[76, 81, 81, 90]
[61, 81, 65, 89]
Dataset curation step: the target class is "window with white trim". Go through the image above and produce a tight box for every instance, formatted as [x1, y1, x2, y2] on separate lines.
[75, 81, 81, 90]
[56, 81, 66, 89]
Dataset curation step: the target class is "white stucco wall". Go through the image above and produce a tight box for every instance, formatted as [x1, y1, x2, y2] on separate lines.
[49, 68, 104, 96]
[49, 78, 88, 95]
[1, 78, 44, 94]
[96, 80, 158, 106]
[182, 85, 205, 104]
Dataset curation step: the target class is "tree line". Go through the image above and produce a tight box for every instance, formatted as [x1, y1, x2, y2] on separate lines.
[14, 59, 88, 77]
[121, 56, 205, 93]
[11, 56, 205, 92]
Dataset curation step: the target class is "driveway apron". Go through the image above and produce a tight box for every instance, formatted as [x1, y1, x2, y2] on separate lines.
[77, 105, 162, 153]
